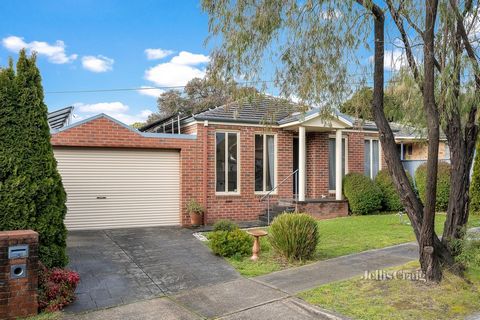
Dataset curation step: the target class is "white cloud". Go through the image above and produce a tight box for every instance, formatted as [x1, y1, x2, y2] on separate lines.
[76, 101, 128, 113]
[170, 51, 210, 65]
[73, 102, 154, 125]
[2, 36, 77, 64]
[145, 48, 174, 60]
[144, 51, 209, 88]
[370, 49, 408, 71]
[81, 55, 114, 72]
[137, 86, 164, 98]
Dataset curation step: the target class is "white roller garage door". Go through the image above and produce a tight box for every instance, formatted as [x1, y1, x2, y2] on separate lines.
[54, 148, 180, 230]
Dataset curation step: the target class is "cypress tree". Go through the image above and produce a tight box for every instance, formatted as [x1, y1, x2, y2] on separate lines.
[470, 142, 480, 215]
[0, 50, 68, 267]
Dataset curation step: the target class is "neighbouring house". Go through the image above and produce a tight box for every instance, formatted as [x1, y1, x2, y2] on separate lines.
[48, 106, 74, 129]
[391, 122, 450, 178]
[49, 96, 433, 230]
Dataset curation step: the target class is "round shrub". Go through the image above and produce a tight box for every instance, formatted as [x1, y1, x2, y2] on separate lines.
[343, 173, 383, 215]
[208, 229, 253, 257]
[374, 169, 414, 211]
[470, 143, 480, 215]
[213, 219, 239, 232]
[38, 263, 80, 312]
[415, 161, 451, 211]
[268, 213, 318, 261]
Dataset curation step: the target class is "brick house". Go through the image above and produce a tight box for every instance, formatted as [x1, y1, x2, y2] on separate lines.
[50, 97, 388, 230]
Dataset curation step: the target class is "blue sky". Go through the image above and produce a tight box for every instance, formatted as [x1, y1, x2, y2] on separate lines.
[0, 0, 213, 124]
[0, 1, 408, 125]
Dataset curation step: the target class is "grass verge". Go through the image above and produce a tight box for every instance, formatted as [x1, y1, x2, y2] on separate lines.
[298, 261, 480, 320]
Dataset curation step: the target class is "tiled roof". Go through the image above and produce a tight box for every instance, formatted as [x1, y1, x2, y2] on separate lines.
[48, 106, 74, 129]
[193, 96, 301, 125]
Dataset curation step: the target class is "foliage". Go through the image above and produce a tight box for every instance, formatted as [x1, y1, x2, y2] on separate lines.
[208, 229, 253, 258]
[186, 199, 204, 216]
[343, 173, 383, 215]
[213, 219, 239, 232]
[340, 87, 404, 122]
[131, 122, 145, 129]
[268, 213, 318, 261]
[38, 264, 80, 312]
[415, 162, 451, 212]
[147, 77, 259, 122]
[375, 169, 413, 211]
[470, 142, 480, 215]
[0, 51, 68, 268]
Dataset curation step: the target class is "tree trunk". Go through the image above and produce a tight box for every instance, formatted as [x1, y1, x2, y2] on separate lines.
[419, 0, 443, 282]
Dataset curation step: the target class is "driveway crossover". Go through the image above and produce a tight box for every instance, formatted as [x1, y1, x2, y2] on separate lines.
[65, 227, 240, 313]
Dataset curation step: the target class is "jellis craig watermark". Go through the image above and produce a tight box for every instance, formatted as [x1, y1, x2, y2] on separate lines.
[362, 269, 426, 282]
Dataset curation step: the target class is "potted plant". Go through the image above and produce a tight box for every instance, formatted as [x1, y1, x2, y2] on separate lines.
[186, 199, 204, 226]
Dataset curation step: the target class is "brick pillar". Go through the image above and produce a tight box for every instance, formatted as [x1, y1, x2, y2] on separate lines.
[0, 230, 39, 319]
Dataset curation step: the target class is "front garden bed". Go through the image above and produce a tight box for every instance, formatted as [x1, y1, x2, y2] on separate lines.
[206, 213, 480, 277]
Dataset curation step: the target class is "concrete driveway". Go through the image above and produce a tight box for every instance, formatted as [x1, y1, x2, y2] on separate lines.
[66, 227, 240, 313]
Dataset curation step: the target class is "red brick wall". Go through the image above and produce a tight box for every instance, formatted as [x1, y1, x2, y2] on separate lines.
[181, 123, 197, 135]
[306, 132, 329, 198]
[51, 117, 203, 226]
[347, 131, 365, 174]
[203, 124, 294, 224]
[0, 230, 39, 319]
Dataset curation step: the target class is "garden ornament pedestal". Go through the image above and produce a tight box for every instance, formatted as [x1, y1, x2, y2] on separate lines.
[247, 229, 268, 261]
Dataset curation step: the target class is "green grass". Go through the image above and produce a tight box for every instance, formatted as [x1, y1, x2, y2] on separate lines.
[24, 312, 61, 320]
[298, 261, 480, 320]
[224, 213, 480, 277]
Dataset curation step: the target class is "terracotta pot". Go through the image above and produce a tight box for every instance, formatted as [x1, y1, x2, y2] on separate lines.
[190, 213, 203, 226]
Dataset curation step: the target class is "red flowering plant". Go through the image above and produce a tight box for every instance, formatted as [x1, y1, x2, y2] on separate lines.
[38, 263, 80, 312]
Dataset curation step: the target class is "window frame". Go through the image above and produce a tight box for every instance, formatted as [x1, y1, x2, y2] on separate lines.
[364, 138, 382, 179]
[328, 134, 349, 193]
[215, 130, 241, 195]
[254, 133, 278, 195]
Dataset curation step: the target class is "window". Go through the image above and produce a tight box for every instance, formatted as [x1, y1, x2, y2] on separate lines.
[364, 139, 380, 179]
[216, 132, 239, 193]
[255, 134, 276, 192]
[328, 138, 347, 190]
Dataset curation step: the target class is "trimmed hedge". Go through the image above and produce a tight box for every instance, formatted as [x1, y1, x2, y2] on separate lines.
[374, 169, 413, 211]
[208, 229, 253, 258]
[213, 219, 239, 232]
[415, 161, 451, 212]
[470, 142, 480, 215]
[269, 213, 318, 261]
[343, 173, 383, 215]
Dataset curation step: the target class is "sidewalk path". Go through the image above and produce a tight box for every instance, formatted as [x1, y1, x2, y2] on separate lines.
[253, 242, 419, 294]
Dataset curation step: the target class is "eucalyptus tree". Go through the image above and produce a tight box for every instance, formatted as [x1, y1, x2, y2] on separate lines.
[202, 0, 480, 282]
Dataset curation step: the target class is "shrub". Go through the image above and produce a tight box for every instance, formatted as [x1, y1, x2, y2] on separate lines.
[213, 219, 239, 232]
[186, 199, 204, 216]
[38, 264, 80, 312]
[268, 213, 318, 261]
[208, 229, 253, 257]
[470, 142, 480, 215]
[415, 161, 451, 211]
[0, 51, 68, 267]
[343, 173, 383, 215]
[375, 169, 413, 211]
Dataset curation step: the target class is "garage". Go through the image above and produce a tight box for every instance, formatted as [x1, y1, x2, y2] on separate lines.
[54, 147, 181, 230]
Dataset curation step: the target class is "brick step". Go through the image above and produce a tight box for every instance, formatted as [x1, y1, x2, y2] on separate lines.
[259, 205, 296, 223]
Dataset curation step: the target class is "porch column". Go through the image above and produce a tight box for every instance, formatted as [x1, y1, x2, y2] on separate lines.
[335, 129, 343, 200]
[298, 126, 306, 202]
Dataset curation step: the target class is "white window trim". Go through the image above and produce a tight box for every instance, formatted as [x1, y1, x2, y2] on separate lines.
[254, 133, 278, 195]
[365, 138, 382, 179]
[215, 130, 241, 195]
[328, 135, 349, 193]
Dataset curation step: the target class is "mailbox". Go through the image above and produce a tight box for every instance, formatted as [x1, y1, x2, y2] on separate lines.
[10, 264, 27, 279]
[8, 244, 29, 259]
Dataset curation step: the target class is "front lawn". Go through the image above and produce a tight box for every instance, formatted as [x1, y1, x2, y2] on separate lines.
[225, 213, 480, 277]
[298, 261, 480, 320]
